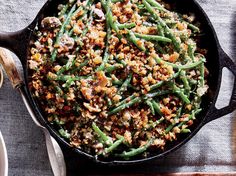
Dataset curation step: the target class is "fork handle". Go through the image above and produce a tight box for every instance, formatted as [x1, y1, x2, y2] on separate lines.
[44, 130, 67, 176]
[0, 48, 23, 89]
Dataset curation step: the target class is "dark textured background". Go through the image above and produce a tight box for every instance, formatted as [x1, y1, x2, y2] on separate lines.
[0, 0, 236, 175]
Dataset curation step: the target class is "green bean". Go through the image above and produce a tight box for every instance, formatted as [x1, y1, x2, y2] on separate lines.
[149, 71, 180, 91]
[66, 56, 76, 70]
[188, 23, 200, 33]
[190, 62, 205, 110]
[180, 70, 191, 95]
[145, 0, 168, 12]
[179, 59, 204, 70]
[119, 60, 127, 66]
[116, 134, 130, 146]
[171, 84, 190, 104]
[157, 23, 164, 37]
[146, 117, 165, 129]
[74, 9, 94, 53]
[154, 56, 173, 66]
[188, 78, 198, 85]
[106, 64, 123, 73]
[63, 77, 75, 88]
[188, 42, 196, 61]
[117, 22, 136, 29]
[116, 138, 153, 159]
[59, 5, 69, 18]
[97, 53, 109, 72]
[92, 122, 113, 145]
[59, 128, 71, 139]
[55, 85, 63, 95]
[165, 107, 182, 133]
[177, 13, 200, 33]
[97, 2, 112, 71]
[71, 59, 89, 74]
[68, 0, 93, 36]
[51, 3, 77, 62]
[137, 4, 145, 9]
[116, 94, 137, 107]
[111, 0, 123, 3]
[165, 20, 177, 26]
[108, 97, 142, 115]
[146, 90, 171, 98]
[68, 6, 84, 35]
[142, 0, 181, 51]
[134, 33, 172, 43]
[106, 96, 113, 107]
[127, 30, 146, 51]
[181, 128, 191, 133]
[56, 67, 67, 75]
[199, 63, 205, 87]
[73, 102, 81, 114]
[58, 0, 76, 18]
[112, 79, 138, 90]
[104, 136, 124, 154]
[101, 0, 108, 11]
[106, 65, 117, 73]
[151, 100, 163, 116]
[154, 56, 204, 70]
[107, 11, 122, 39]
[117, 73, 132, 95]
[111, 79, 123, 85]
[179, 32, 190, 42]
[59, 75, 83, 81]
[177, 109, 202, 128]
[114, 57, 127, 67]
[49, 75, 87, 82]
[165, 124, 175, 134]
[146, 100, 155, 115]
[54, 115, 65, 125]
[57, 56, 76, 74]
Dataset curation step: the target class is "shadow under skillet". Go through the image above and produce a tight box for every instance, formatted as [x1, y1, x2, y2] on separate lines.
[63, 146, 183, 176]
[62, 135, 213, 176]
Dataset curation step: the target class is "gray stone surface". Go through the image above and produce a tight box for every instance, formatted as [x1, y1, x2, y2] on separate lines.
[0, 0, 236, 175]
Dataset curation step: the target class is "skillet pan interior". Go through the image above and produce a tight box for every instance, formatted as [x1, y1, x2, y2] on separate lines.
[24, 0, 220, 164]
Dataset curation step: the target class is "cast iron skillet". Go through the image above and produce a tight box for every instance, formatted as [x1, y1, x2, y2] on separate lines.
[0, 0, 236, 165]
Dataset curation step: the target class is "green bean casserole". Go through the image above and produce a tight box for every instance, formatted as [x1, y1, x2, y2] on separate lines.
[28, 0, 209, 159]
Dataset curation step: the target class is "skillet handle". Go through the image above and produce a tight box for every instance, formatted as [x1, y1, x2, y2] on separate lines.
[0, 28, 31, 64]
[203, 47, 236, 124]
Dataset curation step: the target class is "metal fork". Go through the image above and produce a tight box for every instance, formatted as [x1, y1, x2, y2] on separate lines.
[0, 48, 66, 176]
